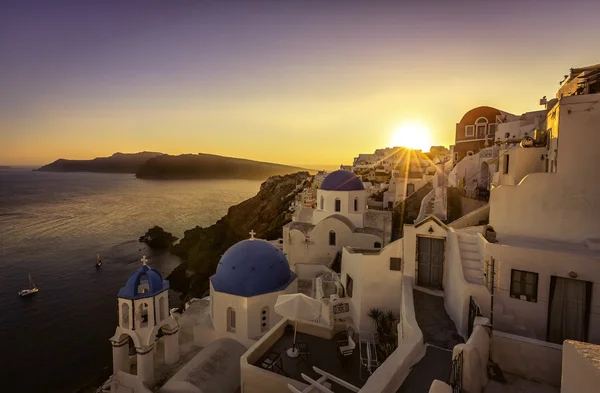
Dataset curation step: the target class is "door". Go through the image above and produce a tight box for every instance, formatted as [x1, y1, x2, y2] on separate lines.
[547, 276, 592, 344]
[417, 237, 445, 289]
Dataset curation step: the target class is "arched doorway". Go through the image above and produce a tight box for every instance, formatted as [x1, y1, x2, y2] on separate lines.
[480, 161, 490, 189]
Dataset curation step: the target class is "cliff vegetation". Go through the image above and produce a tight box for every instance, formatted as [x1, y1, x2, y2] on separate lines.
[156, 172, 310, 299]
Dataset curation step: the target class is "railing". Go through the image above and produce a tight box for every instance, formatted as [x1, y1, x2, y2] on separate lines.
[467, 296, 483, 338]
[449, 351, 463, 393]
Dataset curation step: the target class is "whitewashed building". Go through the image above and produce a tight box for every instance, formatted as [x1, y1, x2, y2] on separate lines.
[283, 170, 392, 267]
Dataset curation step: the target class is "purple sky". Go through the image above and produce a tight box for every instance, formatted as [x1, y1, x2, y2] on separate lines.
[2, 0, 600, 166]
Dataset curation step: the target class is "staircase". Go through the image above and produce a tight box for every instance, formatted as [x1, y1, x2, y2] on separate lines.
[456, 231, 483, 285]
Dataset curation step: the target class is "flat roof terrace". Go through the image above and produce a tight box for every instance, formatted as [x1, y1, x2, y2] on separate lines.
[244, 320, 370, 393]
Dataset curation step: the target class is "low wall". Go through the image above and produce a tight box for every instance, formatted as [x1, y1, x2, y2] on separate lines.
[113, 371, 153, 393]
[416, 189, 435, 223]
[241, 319, 309, 393]
[444, 229, 471, 339]
[294, 264, 334, 280]
[561, 340, 600, 393]
[491, 331, 562, 387]
[359, 276, 426, 393]
[448, 204, 489, 229]
[453, 324, 490, 393]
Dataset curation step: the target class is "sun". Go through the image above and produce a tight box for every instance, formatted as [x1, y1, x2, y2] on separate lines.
[389, 122, 432, 151]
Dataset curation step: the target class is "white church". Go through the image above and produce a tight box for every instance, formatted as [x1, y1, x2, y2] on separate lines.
[104, 64, 600, 393]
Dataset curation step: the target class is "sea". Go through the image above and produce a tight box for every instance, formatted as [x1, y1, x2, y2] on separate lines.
[0, 169, 261, 393]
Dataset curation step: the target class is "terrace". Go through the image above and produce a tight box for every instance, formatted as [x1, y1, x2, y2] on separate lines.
[241, 319, 377, 393]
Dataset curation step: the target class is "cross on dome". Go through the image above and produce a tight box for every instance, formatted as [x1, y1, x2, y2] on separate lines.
[141, 255, 148, 265]
[249, 230, 256, 240]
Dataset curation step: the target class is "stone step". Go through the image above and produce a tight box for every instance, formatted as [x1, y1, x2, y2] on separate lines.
[458, 243, 479, 253]
[460, 249, 480, 260]
[462, 258, 481, 269]
[463, 266, 482, 283]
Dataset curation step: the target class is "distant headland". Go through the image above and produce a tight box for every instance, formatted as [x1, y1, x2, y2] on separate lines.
[36, 152, 161, 173]
[36, 151, 311, 180]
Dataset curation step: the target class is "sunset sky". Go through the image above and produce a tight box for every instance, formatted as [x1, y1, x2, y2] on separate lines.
[1, 0, 599, 168]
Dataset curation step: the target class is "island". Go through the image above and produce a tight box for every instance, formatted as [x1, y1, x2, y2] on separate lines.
[135, 153, 309, 180]
[36, 152, 162, 173]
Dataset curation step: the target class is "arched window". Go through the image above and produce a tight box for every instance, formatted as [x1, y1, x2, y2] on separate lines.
[374, 242, 382, 248]
[329, 231, 336, 246]
[261, 306, 269, 333]
[138, 302, 149, 328]
[121, 303, 130, 329]
[159, 297, 166, 321]
[354, 198, 358, 212]
[320, 196, 324, 210]
[475, 117, 488, 138]
[334, 198, 341, 212]
[227, 307, 236, 332]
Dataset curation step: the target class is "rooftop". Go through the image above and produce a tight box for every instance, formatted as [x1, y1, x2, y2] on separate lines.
[252, 328, 367, 392]
[493, 233, 600, 258]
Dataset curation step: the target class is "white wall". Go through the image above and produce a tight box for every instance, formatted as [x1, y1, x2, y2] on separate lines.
[340, 239, 404, 331]
[489, 94, 600, 242]
[485, 241, 600, 344]
[491, 331, 562, 387]
[314, 189, 367, 227]
[561, 340, 600, 393]
[210, 279, 298, 343]
[284, 216, 382, 266]
[492, 146, 546, 187]
[358, 276, 426, 393]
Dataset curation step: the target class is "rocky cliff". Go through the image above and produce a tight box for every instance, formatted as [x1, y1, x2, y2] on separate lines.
[165, 171, 310, 298]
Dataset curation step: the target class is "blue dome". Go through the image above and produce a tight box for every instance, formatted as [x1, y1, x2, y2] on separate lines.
[118, 265, 169, 299]
[210, 239, 296, 297]
[321, 170, 365, 191]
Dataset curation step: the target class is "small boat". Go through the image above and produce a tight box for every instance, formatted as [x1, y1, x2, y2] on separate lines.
[96, 254, 102, 268]
[18, 273, 38, 297]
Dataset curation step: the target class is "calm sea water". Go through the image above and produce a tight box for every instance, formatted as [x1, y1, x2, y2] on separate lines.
[0, 169, 260, 393]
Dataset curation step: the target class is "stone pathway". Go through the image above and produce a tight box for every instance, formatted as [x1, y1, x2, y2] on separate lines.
[396, 289, 464, 393]
[397, 345, 452, 393]
[412, 288, 464, 349]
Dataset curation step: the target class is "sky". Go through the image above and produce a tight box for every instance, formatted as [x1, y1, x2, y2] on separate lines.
[1, 0, 600, 168]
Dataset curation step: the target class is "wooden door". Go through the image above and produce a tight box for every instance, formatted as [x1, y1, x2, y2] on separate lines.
[417, 237, 444, 289]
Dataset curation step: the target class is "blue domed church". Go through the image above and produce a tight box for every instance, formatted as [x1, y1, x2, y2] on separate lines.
[209, 236, 297, 343]
[283, 170, 392, 266]
[110, 256, 180, 387]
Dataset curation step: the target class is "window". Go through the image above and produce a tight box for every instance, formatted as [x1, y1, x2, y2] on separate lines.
[374, 242, 382, 248]
[329, 231, 336, 246]
[260, 307, 269, 333]
[510, 269, 538, 302]
[465, 125, 475, 137]
[488, 123, 497, 135]
[390, 257, 402, 271]
[454, 152, 459, 161]
[467, 151, 474, 156]
[475, 117, 488, 124]
[335, 198, 341, 212]
[354, 198, 358, 212]
[477, 124, 487, 138]
[503, 154, 510, 174]
[121, 303, 130, 329]
[159, 297, 166, 321]
[227, 307, 236, 332]
[346, 274, 354, 297]
[320, 196, 324, 210]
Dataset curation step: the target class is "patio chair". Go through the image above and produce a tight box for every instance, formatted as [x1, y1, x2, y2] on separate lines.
[336, 328, 356, 362]
[296, 341, 310, 365]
